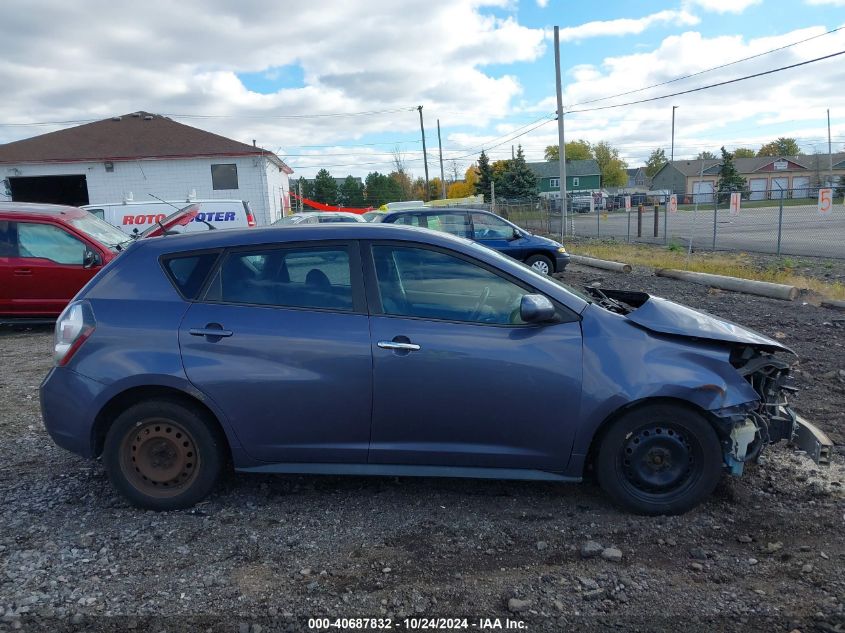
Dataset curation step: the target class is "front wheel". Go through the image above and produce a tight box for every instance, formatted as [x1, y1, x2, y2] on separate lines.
[525, 254, 553, 275]
[595, 404, 723, 515]
[103, 399, 225, 511]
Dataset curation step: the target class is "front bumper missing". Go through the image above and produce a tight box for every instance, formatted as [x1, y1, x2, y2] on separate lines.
[792, 414, 833, 465]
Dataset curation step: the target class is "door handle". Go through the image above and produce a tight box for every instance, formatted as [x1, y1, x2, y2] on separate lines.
[189, 327, 233, 338]
[13, 268, 32, 276]
[377, 341, 421, 351]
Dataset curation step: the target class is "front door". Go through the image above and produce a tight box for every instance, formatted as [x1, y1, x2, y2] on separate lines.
[365, 242, 583, 471]
[178, 241, 373, 464]
[470, 211, 528, 260]
[12, 221, 99, 315]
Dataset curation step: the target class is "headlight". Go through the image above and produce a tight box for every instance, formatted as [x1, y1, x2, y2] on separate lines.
[557, 246, 567, 253]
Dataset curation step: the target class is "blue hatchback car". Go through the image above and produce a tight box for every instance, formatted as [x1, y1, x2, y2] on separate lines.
[40, 224, 830, 513]
[372, 208, 569, 275]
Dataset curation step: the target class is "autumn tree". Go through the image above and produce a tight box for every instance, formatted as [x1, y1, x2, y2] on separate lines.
[697, 151, 717, 160]
[594, 141, 628, 188]
[497, 145, 537, 199]
[313, 169, 338, 205]
[757, 137, 801, 157]
[544, 139, 593, 162]
[645, 148, 668, 178]
[733, 147, 756, 158]
[475, 150, 494, 202]
[338, 176, 365, 207]
[389, 171, 413, 201]
[717, 146, 746, 200]
[447, 166, 479, 199]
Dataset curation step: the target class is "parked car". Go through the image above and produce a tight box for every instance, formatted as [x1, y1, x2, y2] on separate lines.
[361, 211, 384, 222]
[0, 202, 198, 318]
[372, 208, 569, 275]
[82, 199, 256, 235]
[273, 211, 366, 225]
[40, 223, 830, 514]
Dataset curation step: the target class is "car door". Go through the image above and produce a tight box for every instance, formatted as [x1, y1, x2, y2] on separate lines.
[470, 212, 528, 260]
[421, 211, 471, 238]
[12, 221, 101, 315]
[364, 241, 583, 470]
[178, 241, 373, 464]
[0, 220, 15, 314]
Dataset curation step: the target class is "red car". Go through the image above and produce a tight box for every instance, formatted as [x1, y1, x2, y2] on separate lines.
[0, 202, 199, 319]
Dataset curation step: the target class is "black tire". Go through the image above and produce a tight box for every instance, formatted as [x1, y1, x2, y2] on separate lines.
[103, 399, 226, 511]
[595, 404, 722, 515]
[525, 254, 554, 275]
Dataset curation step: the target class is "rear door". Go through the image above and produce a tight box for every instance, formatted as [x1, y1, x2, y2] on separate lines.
[11, 221, 100, 315]
[178, 240, 373, 463]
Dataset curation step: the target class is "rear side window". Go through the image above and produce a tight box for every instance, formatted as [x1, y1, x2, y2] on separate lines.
[163, 253, 219, 299]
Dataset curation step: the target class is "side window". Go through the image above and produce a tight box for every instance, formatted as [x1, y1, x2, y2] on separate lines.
[424, 213, 470, 238]
[163, 253, 219, 299]
[17, 223, 87, 265]
[393, 214, 424, 227]
[87, 209, 105, 220]
[0, 221, 15, 257]
[211, 163, 239, 190]
[211, 246, 353, 311]
[372, 245, 528, 325]
[472, 213, 515, 239]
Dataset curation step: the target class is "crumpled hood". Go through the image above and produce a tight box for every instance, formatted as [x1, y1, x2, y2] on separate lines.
[598, 289, 793, 353]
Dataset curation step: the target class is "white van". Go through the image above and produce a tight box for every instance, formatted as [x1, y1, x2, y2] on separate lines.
[81, 199, 256, 235]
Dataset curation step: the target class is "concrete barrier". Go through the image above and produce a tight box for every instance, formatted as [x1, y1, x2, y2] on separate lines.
[570, 254, 632, 274]
[655, 269, 798, 301]
[820, 299, 845, 312]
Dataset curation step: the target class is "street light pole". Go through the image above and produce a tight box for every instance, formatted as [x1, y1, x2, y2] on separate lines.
[554, 26, 568, 241]
[670, 105, 678, 163]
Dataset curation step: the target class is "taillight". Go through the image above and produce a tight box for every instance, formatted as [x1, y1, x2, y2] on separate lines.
[247, 211, 256, 227]
[54, 301, 95, 366]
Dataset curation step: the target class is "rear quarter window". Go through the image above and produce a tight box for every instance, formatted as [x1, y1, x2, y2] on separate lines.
[162, 252, 220, 299]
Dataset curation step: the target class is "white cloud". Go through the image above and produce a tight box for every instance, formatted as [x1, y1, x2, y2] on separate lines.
[557, 10, 700, 42]
[536, 0, 549, 6]
[805, 0, 845, 5]
[684, 0, 762, 13]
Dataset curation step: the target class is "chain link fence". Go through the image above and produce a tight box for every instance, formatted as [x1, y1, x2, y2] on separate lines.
[491, 189, 845, 259]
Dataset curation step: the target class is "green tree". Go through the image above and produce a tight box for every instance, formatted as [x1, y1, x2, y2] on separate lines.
[757, 137, 801, 157]
[364, 172, 403, 208]
[338, 175, 365, 207]
[297, 176, 314, 200]
[544, 139, 593, 162]
[645, 148, 668, 178]
[594, 141, 628, 187]
[497, 145, 537, 199]
[475, 150, 494, 202]
[389, 171, 413, 201]
[696, 151, 717, 160]
[717, 146, 746, 200]
[313, 169, 338, 205]
[733, 147, 756, 158]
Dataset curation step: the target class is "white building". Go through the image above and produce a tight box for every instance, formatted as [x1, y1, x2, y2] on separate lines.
[0, 111, 293, 225]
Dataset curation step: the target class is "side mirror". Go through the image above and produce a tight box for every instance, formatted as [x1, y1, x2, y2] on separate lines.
[520, 294, 556, 323]
[82, 249, 102, 269]
[510, 228, 522, 241]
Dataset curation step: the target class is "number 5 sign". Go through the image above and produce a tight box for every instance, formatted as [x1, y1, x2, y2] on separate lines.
[729, 192, 741, 216]
[668, 194, 678, 214]
[818, 188, 833, 216]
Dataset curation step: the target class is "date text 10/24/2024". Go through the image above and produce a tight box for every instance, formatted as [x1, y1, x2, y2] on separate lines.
[308, 617, 528, 630]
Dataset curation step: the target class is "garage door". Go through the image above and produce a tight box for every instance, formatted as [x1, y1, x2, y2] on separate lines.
[791, 176, 810, 198]
[749, 178, 767, 201]
[771, 177, 789, 199]
[692, 180, 714, 204]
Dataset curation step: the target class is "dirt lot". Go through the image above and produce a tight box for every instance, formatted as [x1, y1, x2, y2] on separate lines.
[1, 264, 843, 633]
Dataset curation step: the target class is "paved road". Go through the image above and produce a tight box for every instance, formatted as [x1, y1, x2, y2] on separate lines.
[540, 204, 845, 258]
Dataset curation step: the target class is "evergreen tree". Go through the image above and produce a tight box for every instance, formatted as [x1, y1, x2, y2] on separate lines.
[338, 175, 365, 207]
[475, 150, 494, 202]
[717, 146, 746, 200]
[313, 169, 338, 205]
[364, 172, 403, 208]
[497, 146, 537, 199]
[297, 176, 314, 200]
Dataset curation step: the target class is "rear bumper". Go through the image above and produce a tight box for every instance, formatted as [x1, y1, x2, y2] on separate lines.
[40, 367, 103, 458]
[793, 414, 833, 465]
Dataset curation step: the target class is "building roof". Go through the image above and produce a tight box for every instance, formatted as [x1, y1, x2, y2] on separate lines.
[662, 153, 845, 178]
[527, 159, 601, 178]
[0, 111, 292, 173]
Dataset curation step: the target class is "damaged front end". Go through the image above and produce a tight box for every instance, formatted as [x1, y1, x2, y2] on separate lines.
[715, 346, 833, 475]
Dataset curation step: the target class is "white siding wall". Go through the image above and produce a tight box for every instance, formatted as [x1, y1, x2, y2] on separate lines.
[1, 155, 292, 226]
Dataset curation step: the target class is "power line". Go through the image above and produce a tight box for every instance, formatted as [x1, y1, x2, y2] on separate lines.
[566, 49, 845, 114]
[567, 25, 844, 109]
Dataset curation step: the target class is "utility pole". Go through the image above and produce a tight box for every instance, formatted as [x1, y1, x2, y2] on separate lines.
[437, 119, 446, 199]
[828, 108, 833, 187]
[418, 106, 430, 201]
[554, 25, 568, 241]
[670, 105, 678, 163]
[511, 145, 515, 160]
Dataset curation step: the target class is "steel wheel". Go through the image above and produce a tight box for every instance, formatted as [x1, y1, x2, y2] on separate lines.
[119, 417, 200, 498]
[618, 423, 699, 496]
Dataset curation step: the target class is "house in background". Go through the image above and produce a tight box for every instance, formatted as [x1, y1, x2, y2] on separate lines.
[0, 112, 293, 225]
[625, 167, 650, 191]
[527, 160, 602, 198]
[651, 153, 845, 203]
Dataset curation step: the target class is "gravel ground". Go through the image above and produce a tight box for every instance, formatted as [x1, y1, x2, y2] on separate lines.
[1, 266, 843, 633]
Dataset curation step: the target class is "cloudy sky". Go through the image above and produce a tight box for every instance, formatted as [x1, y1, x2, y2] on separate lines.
[1, 0, 844, 179]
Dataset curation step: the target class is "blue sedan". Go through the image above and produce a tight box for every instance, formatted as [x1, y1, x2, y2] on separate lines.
[40, 224, 830, 514]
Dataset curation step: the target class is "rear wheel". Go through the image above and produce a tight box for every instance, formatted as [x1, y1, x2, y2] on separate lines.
[595, 404, 722, 515]
[103, 399, 225, 511]
[525, 254, 553, 275]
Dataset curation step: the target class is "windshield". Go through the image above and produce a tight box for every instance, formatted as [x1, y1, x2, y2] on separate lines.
[273, 215, 305, 225]
[70, 213, 131, 249]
